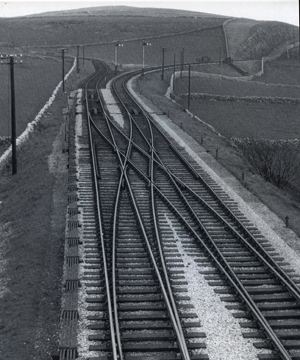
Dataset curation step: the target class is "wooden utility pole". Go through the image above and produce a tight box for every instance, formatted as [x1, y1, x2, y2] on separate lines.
[180, 48, 185, 78]
[76, 45, 80, 73]
[173, 53, 176, 74]
[299, 1, 300, 60]
[173, 53, 176, 92]
[9, 56, 17, 175]
[161, 47, 165, 80]
[142, 40, 151, 76]
[0, 54, 22, 175]
[62, 49, 66, 92]
[82, 46, 85, 66]
[188, 64, 191, 110]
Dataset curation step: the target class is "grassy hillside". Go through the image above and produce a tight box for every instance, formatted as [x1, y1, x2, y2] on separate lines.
[29, 5, 222, 18]
[82, 26, 226, 66]
[174, 75, 300, 98]
[0, 56, 73, 138]
[225, 18, 297, 61]
[0, 5, 297, 144]
[257, 58, 300, 86]
[182, 99, 300, 140]
[0, 13, 225, 48]
[0, 6, 227, 152]
[174, 66, 300, 141]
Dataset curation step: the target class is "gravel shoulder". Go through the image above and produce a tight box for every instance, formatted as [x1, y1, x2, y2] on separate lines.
[129, 70, 300, 264]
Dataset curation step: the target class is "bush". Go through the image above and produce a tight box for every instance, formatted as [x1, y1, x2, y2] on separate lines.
[233, 137, 300, 188]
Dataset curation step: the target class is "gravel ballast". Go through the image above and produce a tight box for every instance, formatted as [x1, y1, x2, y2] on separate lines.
[163, 212, 262, 360]
[127, 74, 300, 277]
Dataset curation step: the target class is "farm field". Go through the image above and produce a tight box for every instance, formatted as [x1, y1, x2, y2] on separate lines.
[174, 56, 300, 141]
[137, 69, 300, 229]
[179, 99, 300, 140]
[257, 58, 300, 86]
[0, 55, 73, 138]
[174, 74, 300, 98]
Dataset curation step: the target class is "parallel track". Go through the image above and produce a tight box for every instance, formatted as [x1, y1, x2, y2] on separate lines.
[84, 62, 300, 360]
[84, 64, 206, 359]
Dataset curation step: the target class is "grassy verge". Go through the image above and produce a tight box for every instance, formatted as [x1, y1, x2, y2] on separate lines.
[179, 98, 300, 140]
[174, 75, 300, 98]
[0, 61, 94, 360]
[0, 55, 73, 138]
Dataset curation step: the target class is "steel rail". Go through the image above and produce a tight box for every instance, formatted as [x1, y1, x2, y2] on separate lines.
[95, 79, 192, 360]
[92, 65, 298, 359]
[84, 68, 119, 360]
[96, 98, 300, 305]
[147, 107, 191, 360]
[110, 75, 192, 360]
[121, 72, 300, 298]
[96, 74, 134, 360]
[118, 113, 300, 304]
[92, 120, 293, 360]
[145, 114, 300, 295]
[94, 67, 297, 358]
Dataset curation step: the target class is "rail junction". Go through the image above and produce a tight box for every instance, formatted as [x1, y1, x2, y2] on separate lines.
[59, 61, 300, 360]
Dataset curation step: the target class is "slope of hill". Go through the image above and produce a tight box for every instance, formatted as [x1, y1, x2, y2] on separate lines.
[225, 18, 297, 61]
[0, 13, 225, 48]
[27, 5, 223, 18]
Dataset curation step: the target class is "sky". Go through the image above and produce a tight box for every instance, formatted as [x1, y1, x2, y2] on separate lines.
[0, 0, 298, 26]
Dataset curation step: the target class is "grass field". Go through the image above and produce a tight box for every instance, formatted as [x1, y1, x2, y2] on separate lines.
[179, 98, 300, 140]
[0, 56, 73, 138]
[73, 26, 226, 67]
[0, 14, 225, 48]
[258, 59, 300, 86]
[174, 74, 300, 98]
[225, 18, 297, 60]
[138, 70, 300, 236]
[174, 56, 300, 140]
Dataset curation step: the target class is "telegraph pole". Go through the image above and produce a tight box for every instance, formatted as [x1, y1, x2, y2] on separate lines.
[161, 47, 165, 80]
[62, 49, 66, 93]
[173, 53, 176, 92]
[188, 64, 191, 110]
[180, 48, 185, 78]
[76, 45, 80, 73]
[173, 53, 176, 74]
[0, 53, 23, 175]
[114, 41, 124, 74]
[142, 40, 151, 76]
[82, 46, 85, 66]
[10, 56, 17, 174]
[299, 0, 300, 60]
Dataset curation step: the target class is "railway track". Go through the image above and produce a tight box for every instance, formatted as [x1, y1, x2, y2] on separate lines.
[79, 62, 300, 360]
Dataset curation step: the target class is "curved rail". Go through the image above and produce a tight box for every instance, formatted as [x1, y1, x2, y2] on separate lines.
[95, 75, 192, 360]
[84, 66, 119, 360]
[100, 67, 299, 360]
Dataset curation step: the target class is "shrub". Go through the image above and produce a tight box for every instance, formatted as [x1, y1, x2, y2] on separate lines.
[233, 137, 300, 188]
